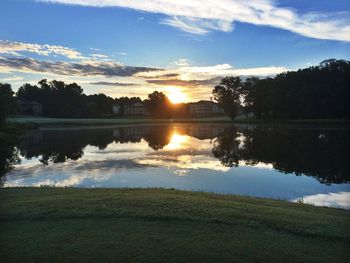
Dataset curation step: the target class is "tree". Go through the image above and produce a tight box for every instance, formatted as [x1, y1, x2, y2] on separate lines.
[144, 91, 172, 118]
[212, 77, 243, 120]
[0, 83, 16, 128]
[237, 59, 350, 120]
[17, 79, 85, 117]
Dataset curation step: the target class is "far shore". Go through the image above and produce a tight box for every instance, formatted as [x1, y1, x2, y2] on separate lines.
[7, 116, 350, 127]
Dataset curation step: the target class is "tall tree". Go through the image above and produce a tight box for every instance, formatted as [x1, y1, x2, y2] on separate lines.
[212, 77, 243, 120]
[0, 83, 16, 128]
[144, 91, 172, 118]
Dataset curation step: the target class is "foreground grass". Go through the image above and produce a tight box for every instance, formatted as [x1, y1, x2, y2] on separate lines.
[0, 188, 349, 262]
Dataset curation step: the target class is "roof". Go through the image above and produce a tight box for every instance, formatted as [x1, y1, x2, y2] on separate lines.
[189, 100, 218, 105]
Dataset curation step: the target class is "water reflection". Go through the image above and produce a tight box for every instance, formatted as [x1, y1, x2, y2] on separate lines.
[1, 123, 350, 208]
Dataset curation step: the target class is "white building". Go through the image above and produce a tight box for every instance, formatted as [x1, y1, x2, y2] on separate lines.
[188, 101, 224, 116]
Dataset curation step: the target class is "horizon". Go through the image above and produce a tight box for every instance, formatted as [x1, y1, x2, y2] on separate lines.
[1, 0, 350, 103]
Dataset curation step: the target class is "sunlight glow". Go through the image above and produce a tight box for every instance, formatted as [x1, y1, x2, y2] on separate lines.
[165, 132, 188, 150]
[167, 86, 187, 103]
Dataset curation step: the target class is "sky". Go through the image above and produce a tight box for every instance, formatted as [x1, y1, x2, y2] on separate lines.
[0, 0, 350, 102]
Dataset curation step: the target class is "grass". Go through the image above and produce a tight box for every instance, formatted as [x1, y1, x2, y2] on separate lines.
[0, 188, 349, 262]
[8, 116, 231, 126]
[8, 116, 350, 128]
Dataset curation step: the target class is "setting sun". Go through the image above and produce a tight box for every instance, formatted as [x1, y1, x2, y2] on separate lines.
[167, 86, 187, 104]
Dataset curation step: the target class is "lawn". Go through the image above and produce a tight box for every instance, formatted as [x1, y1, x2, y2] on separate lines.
[0, 188, 349, 262]
[7, 116, 231, 126]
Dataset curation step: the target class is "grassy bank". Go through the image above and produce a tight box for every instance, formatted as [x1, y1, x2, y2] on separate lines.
[8, 116, 350, 128]
[0, 188, 349, 262]
[8, 116, 232, 127]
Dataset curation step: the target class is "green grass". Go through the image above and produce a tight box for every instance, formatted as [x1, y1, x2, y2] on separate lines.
[8, 116, 350, 128]
[0, 188, 349, 262]
[8, 116, 231, 126]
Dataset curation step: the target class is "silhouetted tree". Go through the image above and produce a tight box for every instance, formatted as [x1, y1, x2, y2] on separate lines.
[0, 83, 16, 128]
[144, 91, 172, 118]
[239, 59, 350, 120]
[212, 77, 243, 120]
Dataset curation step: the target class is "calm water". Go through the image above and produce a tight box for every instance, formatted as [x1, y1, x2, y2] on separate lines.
[1, 123, 350, 209]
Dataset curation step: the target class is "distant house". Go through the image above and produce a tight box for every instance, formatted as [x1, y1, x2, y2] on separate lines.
[17, 98, 42, 116]
[188, 100, 224, 116]
[112, 104, 121, 114]
[113, 101, 149, 116]
[125, 102, 149, 115]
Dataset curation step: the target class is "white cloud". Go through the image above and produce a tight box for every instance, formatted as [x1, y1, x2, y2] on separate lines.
[173, 58, 190, 67]
[0, 40, 86, 59]
[161, 17, 233, 35]
[138, 63, 287, 80]
[91, 53, 109, 59]
[39, 0, 350, 41]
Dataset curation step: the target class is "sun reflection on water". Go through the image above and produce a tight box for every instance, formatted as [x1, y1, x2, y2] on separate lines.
[165, 131, 188, 150]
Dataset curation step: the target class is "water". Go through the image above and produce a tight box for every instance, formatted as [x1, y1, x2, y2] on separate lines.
[1, 123, 350, 209]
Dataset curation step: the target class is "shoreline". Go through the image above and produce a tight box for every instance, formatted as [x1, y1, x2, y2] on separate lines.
[7, 116, 350, 128]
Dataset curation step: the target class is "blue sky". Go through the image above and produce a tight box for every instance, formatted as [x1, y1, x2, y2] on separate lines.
[0, 0, 350, 101]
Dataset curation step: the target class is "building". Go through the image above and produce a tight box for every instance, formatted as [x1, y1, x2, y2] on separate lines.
[124, 102, 149, 115]
[112, 102, 148, 115]
[188, 100, 224, 116]
[17, 99, 42, 116]
[112, 104, 121, 114]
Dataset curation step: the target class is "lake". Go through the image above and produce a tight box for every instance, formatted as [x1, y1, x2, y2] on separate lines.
[1, 123, 349, 209]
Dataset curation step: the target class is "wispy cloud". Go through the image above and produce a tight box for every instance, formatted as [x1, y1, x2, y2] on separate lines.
[0, 56, 161, 77]
[39, 0, 350, 41]
[147, 77, 221, 87]
[90, 81, 138, 86]
[0, 40, 86, 59]
[139, 63, 287, 81]
[161, 17, 233, 35]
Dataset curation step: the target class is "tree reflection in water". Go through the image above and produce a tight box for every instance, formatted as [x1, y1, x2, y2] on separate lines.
[1, 124, 349, 185]
[213, 125, 350, 184]
[0, 139, 21, 186]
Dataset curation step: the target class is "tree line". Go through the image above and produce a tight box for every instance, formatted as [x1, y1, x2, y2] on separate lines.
[0, 79, 174, 126]
[0, 58, 349, 127]
[213, 59, 350, 120]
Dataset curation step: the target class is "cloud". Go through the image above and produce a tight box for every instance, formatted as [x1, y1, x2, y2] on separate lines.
[138, 63, 287, 81]
[173, 58, 190, 67]
[39, 0, 350, 41]
[0, 75, 24, 82]
[0, 56, 161, 77]
[141, 73, 180, 79]
[161, 17, 233, 35]
[147, 77, 221, 87]
[91, 53, 109, 59]
[90, 81, 138, 86]
[0, 40, 86, 59]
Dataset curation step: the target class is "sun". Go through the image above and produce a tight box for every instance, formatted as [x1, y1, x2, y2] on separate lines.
[167, 86, 187, 104]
